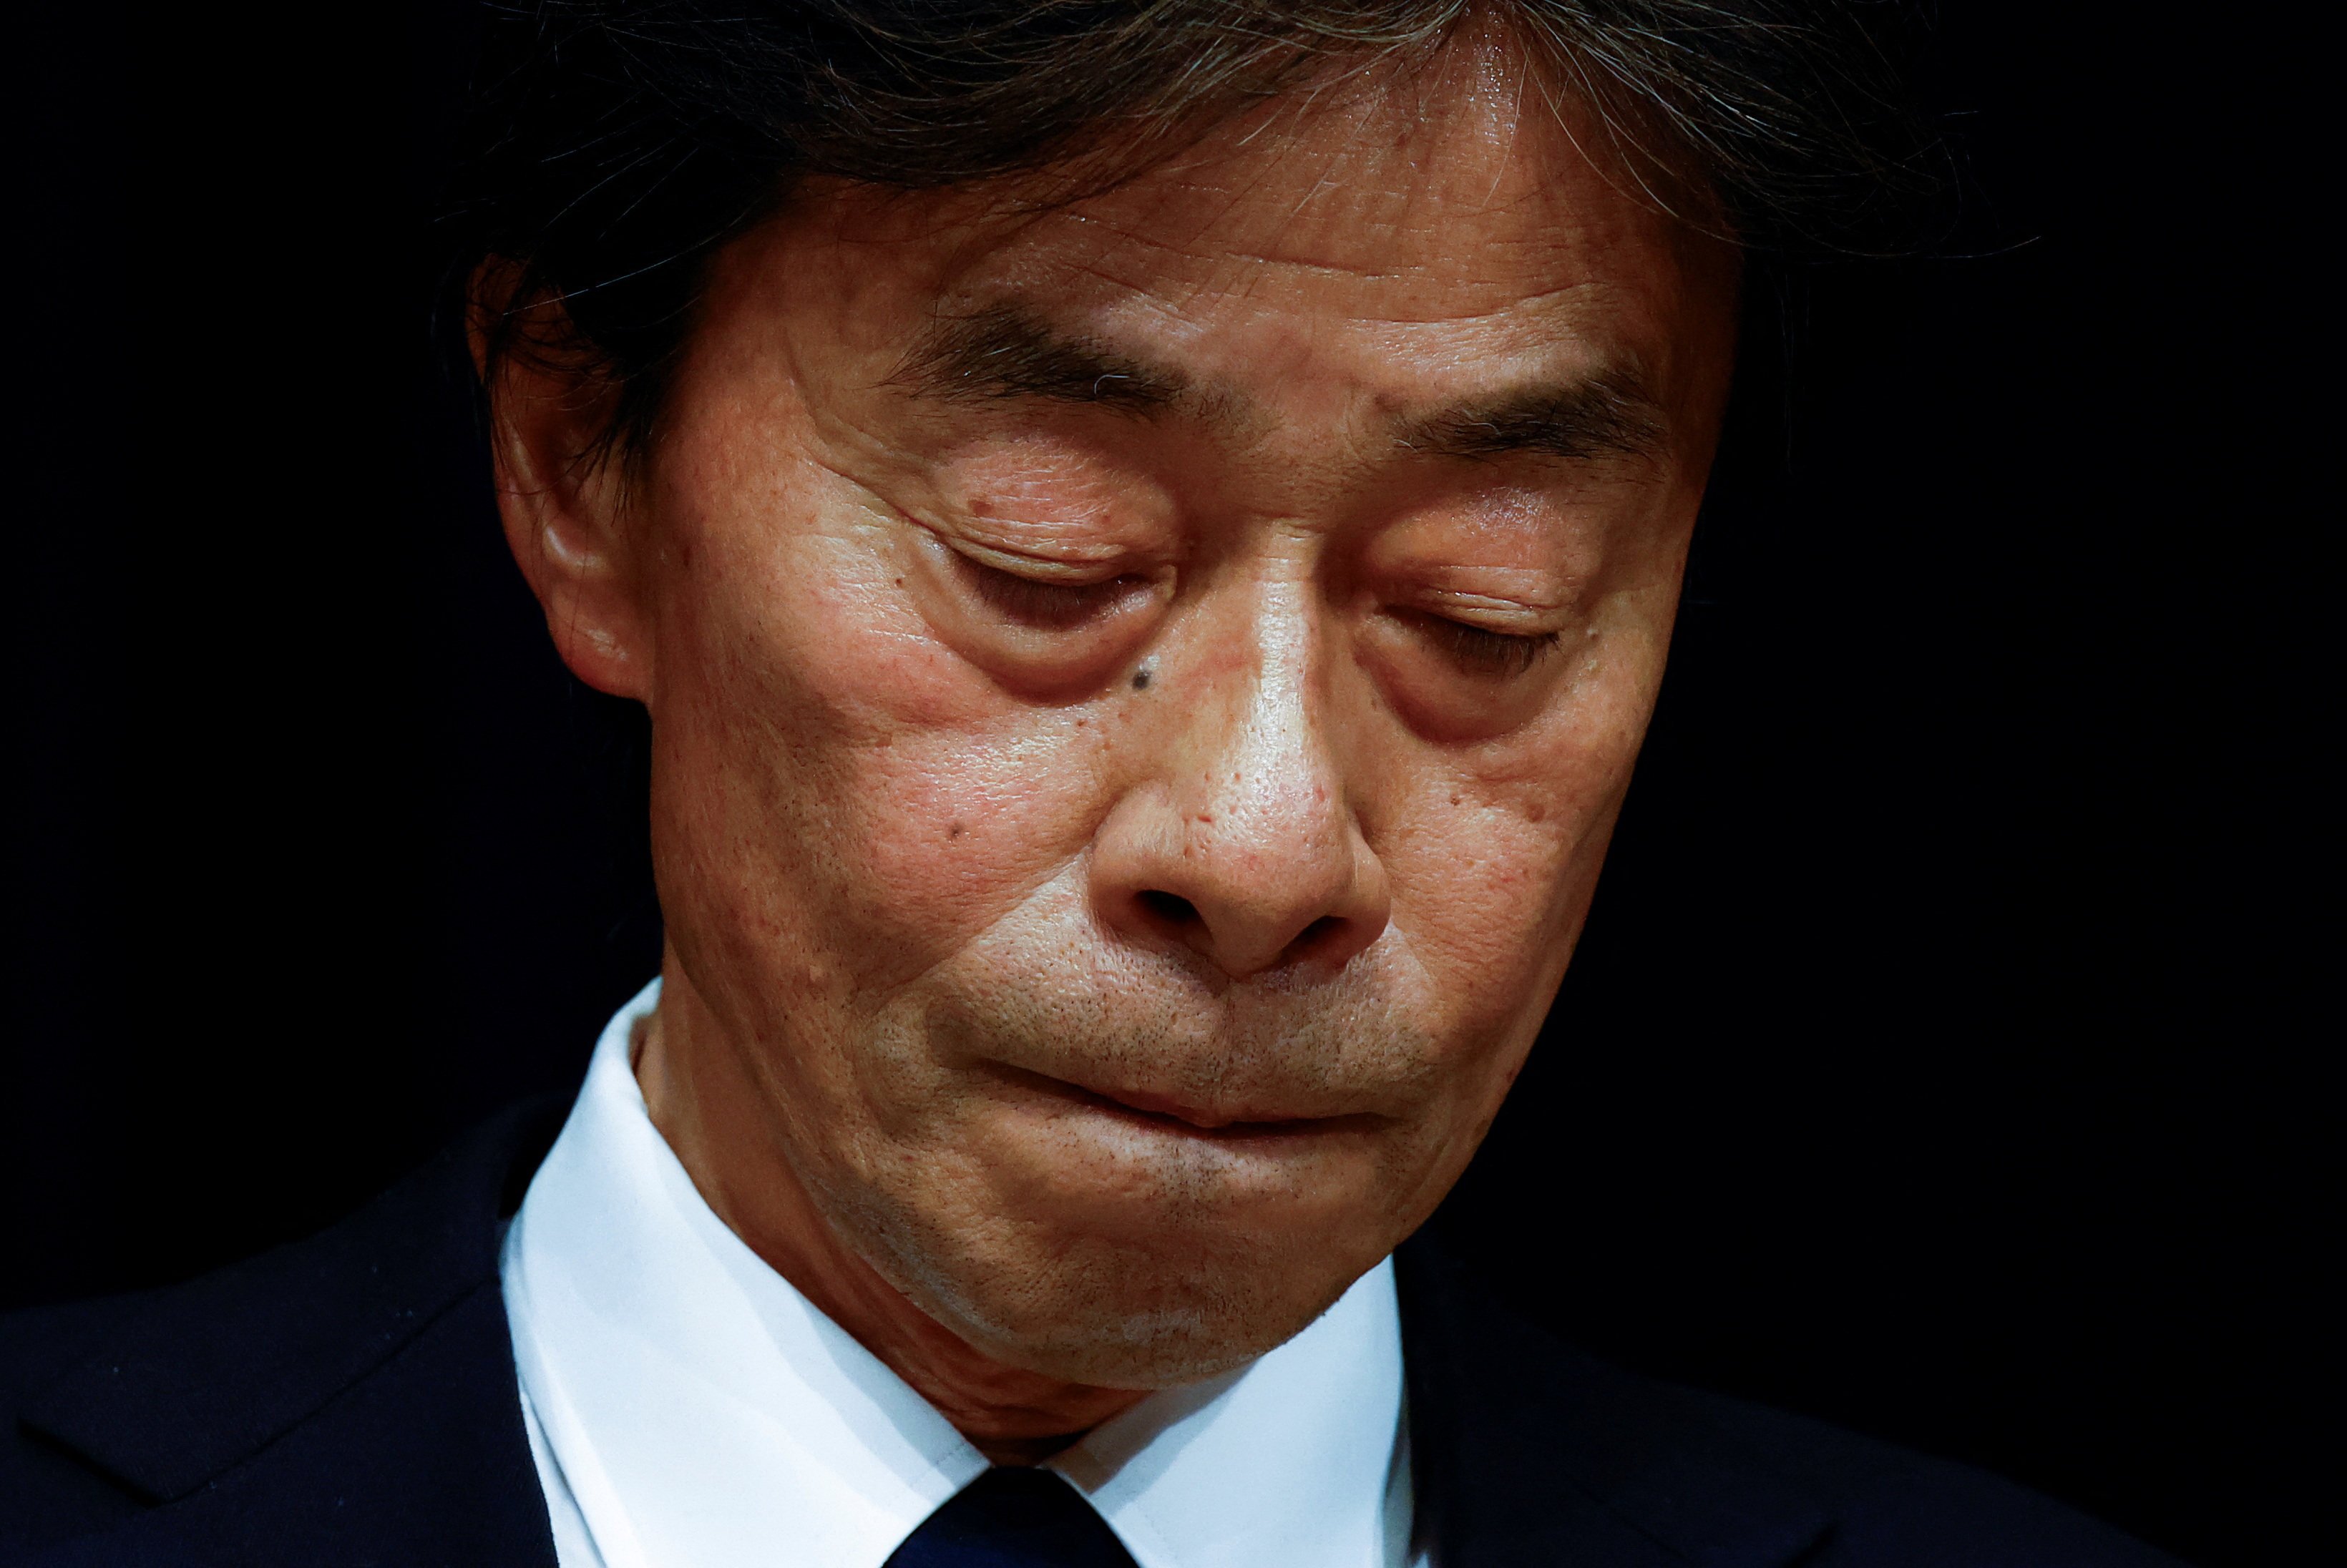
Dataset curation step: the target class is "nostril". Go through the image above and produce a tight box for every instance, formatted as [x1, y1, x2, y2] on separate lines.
[1283, 915, 1345, 963]
[1135, 889, 1201, 929]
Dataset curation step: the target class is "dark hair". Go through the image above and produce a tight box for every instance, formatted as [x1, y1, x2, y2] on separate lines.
[449, 0, 1940, 459]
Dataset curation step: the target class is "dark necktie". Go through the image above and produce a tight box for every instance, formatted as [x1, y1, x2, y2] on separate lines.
[883, 1466, 1141, 1568]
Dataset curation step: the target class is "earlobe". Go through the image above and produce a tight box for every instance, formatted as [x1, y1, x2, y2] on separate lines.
[471, 275, 654, 703]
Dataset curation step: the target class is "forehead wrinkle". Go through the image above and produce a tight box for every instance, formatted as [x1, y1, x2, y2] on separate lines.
[1048, 137, 1444, 286]
[1238, 44, 1579, 263]
[1043, 181, 1601, 307]
[1321, 275, 1613, 330]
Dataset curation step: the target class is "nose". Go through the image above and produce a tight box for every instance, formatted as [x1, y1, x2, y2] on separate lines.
[1088, 587, 1390, 980]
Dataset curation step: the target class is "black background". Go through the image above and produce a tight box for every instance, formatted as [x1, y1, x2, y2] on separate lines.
[6, 8, 2325, 1564]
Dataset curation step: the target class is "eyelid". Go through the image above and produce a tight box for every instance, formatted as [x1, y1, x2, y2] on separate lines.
[1412, 587, 1567, 631]
[929, 526, 1131, 584]
[1395, 610, 1561, 680]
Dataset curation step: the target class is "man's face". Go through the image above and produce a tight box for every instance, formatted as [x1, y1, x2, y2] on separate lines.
[599, 57, 1736, 1386]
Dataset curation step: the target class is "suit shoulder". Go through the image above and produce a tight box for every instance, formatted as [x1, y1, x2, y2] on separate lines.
[1623, 1363, 2182, 1567]
[1395, 1240, 2184, 1567]
[0, 1289, 155, 1403]
[0, 1095, 568, 1563]
[0, 1290, 161, 1554]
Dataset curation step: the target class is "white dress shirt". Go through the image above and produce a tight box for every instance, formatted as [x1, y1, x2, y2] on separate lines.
[500, 979, 1422, 1568]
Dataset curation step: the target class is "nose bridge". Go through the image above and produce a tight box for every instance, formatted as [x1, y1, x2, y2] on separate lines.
[1184, 569, 1336, 843]
[1087, 557, 1389, 980]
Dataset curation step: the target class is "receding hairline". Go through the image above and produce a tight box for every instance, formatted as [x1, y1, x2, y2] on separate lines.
[456, 0, 1938, 469]
[796, 11, 1729, 267]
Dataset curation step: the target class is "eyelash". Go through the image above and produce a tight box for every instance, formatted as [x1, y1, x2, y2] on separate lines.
[962, 558, 1143, 629]
[1407, 613, 1560, 677]
[951, 547, 1555, 677]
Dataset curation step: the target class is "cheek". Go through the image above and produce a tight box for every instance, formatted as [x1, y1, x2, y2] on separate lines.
[1377, 612, 1666, 1031]
[647, 472, 1116, 997]
[848, 718, 1110, 963]
[1382, 785, 1594, 1032]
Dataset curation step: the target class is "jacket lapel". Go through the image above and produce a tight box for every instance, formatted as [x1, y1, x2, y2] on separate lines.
[20, 1097, 569, 1566]
[1396, 1240, 1832, 1568]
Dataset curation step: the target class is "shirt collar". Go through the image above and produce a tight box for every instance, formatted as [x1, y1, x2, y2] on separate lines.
[503, 978, 1413, 1568]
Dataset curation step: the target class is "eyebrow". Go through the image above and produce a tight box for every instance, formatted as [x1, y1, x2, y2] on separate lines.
[1395, 375, 1671, 466]
[897, 300, 1669, 466]
[895, 304, 1191, 413]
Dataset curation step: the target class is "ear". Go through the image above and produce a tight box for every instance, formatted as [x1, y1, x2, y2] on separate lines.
[470, 262, 653, 702]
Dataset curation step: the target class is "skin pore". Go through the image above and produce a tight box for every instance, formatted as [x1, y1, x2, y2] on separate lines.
[486, 31, 1738, 1464]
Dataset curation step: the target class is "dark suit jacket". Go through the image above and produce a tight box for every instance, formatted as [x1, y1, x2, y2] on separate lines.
[1, 1098, 2180, 1567]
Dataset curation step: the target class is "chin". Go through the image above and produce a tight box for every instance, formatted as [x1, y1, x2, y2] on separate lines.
[856, 1179, 1382, 1388]
[937, 1245, 1353, 1390]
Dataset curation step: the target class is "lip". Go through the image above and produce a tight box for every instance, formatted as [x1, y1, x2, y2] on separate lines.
[991, 1064, 1377, 1138]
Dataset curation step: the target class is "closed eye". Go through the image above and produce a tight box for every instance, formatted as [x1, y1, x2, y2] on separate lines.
[1395, 609, 1560, 677]
[957, 554, 1148, 630]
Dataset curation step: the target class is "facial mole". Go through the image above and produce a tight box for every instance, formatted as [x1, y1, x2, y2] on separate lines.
[948, 821, 965, 839]
[1131, 665, 1153, 690]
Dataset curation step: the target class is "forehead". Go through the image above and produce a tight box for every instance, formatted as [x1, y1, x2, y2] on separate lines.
[756, 36, 1734, 417]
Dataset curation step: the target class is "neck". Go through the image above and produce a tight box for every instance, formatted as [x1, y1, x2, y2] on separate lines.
[633, 972, 1148, 1466]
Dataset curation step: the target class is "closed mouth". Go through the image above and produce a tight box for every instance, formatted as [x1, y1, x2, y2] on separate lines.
[988, 1063, 1379, 1140]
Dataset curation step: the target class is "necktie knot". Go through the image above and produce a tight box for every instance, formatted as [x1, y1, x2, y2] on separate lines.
[885, 1466, 1140, 1568]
